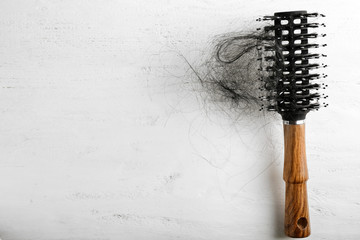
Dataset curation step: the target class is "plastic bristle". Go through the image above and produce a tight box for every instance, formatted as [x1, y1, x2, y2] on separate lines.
[258, 10, 328, 121]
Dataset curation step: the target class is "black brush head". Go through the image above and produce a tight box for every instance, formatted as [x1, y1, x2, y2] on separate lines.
[260, 11, 328, 121]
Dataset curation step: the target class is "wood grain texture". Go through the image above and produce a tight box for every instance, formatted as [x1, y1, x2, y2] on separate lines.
[283, 124, 310, 238]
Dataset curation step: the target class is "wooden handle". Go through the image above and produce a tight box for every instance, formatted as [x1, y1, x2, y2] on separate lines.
[283, 124, 311, 238]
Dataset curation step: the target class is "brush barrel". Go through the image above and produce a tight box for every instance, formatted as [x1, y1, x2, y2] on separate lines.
[283, 123, 310, 238]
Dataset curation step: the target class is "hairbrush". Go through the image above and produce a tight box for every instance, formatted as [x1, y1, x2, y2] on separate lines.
[259, 11, 328, 237]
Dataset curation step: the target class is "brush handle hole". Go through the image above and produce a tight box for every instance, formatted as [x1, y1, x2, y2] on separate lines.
[297, 217, 308, 229]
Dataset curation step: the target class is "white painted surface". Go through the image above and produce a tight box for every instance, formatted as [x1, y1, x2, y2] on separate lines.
[0, 0, 359, 239]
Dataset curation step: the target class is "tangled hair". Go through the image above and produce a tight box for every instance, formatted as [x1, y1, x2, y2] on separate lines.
[189, 29, 275, 118]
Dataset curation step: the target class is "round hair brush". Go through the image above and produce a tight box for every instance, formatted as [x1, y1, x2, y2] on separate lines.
[259, 11, 328, 238]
